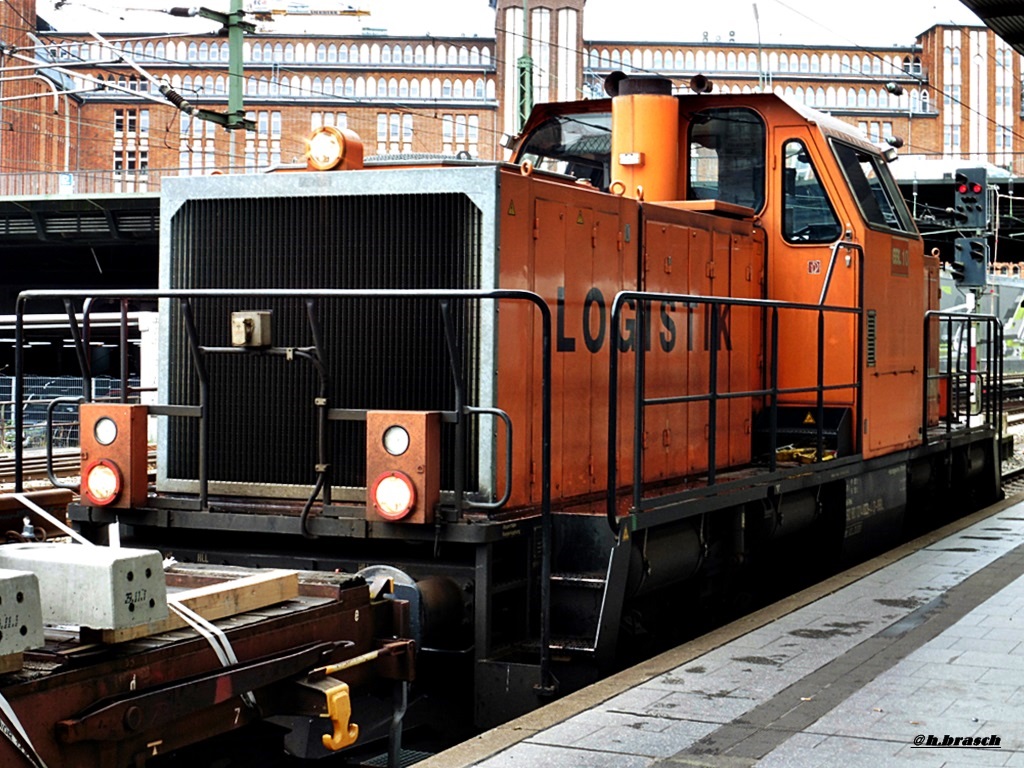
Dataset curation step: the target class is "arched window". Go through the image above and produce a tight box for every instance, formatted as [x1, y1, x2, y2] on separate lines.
[431, 78, 441, 98]
[685, 51, 695, 70]
[826, 86, 836, 106]
[453, 80, 463, 99]
[405, 45, 413, 63]
[389, 77, 398, 97]
[410, 79, 420, 98]
[717, 51, 726, 70]
[399, 78, 408, 97]
[481, 47, 491, 65]
[459, 46, 469, 65]
[273, 43, 283, 61]
[676, 51, 685, 70]
[328, 44, 337, 62]
[800, 53, 809, 72]
[187, 42, 198, 60]
[215, 76, 226, 94]
[183, 75, 193, 92]
[284, 43, 295, 62]
[258, 77, 269, 95]
[366, 77, 377, 97]
[199, 42, 208, 61]
[415, 45, 425, 64]
[476, 78, 485, 98]
[443, 78, 452, 98]
[779, 53, 788, 72]
[810, 54, 819, 73]
[355, 77, 365, 97]
[726, 51, 736, 71]
[858, 87, 867, 107]
[868, 89, 877, 108]
[334, 76, 344, 94]
[312, 76, 322, 95]
[436, 45, 446, 65]
[841, 54, 850, 73]
[696, 50, 706, 70]
[345, 78, 355, 97]
[382, 45, 391, 64]
[317, 44, 327, 63]
[370, 43, 381, 63]
[653, 50, 663, 69]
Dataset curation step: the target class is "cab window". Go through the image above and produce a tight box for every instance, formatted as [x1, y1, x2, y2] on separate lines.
[516, 111, 612, 189]
[688, 107, 766, 211]
[782, 140, 841, 244]
[831, 140, 916, 234]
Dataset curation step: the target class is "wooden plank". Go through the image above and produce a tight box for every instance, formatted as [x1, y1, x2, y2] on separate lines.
[96, 569, 300, 644]
[0, 653, 22, 675]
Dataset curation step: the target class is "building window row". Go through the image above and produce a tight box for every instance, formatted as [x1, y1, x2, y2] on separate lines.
[54, 40, 492, 68]
[586, 48, 920, 78]
[695, 82, 929, 112]
[90, 73, 495, 102]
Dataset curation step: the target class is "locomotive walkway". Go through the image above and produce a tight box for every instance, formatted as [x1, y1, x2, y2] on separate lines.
[424, 496, 1024, 767]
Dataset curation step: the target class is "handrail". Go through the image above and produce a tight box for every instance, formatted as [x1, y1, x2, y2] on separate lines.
[14, 285, 557, 695]
[606, 290, 862, 537]
[921, 310, 1003, 447]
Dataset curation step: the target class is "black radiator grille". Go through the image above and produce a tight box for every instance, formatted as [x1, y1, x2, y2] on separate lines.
[167, 192, 482, 492]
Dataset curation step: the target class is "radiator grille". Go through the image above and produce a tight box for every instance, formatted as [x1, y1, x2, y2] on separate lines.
[166, 192, 482, 492]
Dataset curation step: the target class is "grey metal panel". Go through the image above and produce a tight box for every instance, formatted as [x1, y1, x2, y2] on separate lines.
[157, 166, 502, 499]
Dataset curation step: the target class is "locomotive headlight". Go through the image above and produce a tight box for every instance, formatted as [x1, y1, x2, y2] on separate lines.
[307, 125, 344, 170]
[82, 459, 122, 506]
[93, 416, 118, 446]
[370, 471, 416, 521]
[382, 425, 410, 456]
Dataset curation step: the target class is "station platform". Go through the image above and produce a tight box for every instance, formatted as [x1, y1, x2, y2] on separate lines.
[422, 496, 1024, 768]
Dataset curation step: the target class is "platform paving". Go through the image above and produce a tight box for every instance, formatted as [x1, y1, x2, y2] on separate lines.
[425, 496, 1024, 768]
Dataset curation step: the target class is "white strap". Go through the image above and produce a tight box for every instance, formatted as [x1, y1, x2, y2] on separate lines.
[168, 600, 257, 709]
[11, 494, 93, 547]
[0, 690, 49, 768]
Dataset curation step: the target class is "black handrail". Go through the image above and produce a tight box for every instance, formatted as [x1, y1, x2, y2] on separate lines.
[607, 290, 862, 537]
[921, 310, 1003, 447]
[14, 285, 557, 695]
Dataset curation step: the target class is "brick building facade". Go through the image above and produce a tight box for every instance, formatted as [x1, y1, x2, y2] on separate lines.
[1, 1, 1021, 187]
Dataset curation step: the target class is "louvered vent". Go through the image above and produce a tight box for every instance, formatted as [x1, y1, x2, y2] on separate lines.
[866, 309, 876, 368]
[166, 192, 482, 493]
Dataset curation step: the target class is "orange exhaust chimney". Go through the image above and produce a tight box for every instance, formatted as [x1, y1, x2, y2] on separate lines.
[608, 74, 679, 202]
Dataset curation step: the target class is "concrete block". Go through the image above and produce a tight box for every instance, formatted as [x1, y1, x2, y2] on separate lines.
[0, 569, 43, 654]
[0, 543, 167, 630]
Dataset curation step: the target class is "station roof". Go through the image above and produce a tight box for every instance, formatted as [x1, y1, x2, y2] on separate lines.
[959, 0, 1024, 55]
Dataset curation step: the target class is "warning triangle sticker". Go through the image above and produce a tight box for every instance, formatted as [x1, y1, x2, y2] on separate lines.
[803, 411, 815, 425]
[507, 200, 516, 216]
[576, 211, 585, 224]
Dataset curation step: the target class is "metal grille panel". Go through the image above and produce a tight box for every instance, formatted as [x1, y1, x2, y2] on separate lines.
[166, 192, 482, 492]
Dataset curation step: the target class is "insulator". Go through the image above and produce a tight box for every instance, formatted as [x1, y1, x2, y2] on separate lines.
[159, 84, 196, 115]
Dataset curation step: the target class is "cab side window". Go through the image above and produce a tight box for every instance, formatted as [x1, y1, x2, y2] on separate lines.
[782, 140, 842, 243]
[688, 107, 766, 211]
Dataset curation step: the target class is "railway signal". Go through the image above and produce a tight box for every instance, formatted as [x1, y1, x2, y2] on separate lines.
[954, 167, 988, 229]
[952, 236, 989, 287]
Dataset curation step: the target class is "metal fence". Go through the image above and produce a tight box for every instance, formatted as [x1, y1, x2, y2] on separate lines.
[0, 375, 140, 452]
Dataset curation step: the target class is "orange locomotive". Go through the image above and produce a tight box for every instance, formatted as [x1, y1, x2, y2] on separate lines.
[26, 73, 1000, 745]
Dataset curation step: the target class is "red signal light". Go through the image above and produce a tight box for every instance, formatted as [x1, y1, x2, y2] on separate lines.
[957, 184, 968, 194]
[970, 183, 982, 194]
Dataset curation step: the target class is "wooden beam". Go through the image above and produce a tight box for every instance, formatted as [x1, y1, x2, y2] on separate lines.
[95, 569, 300, 644]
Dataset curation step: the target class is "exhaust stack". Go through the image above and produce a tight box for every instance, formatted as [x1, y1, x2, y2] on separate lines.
[608, 74, 679, 202]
